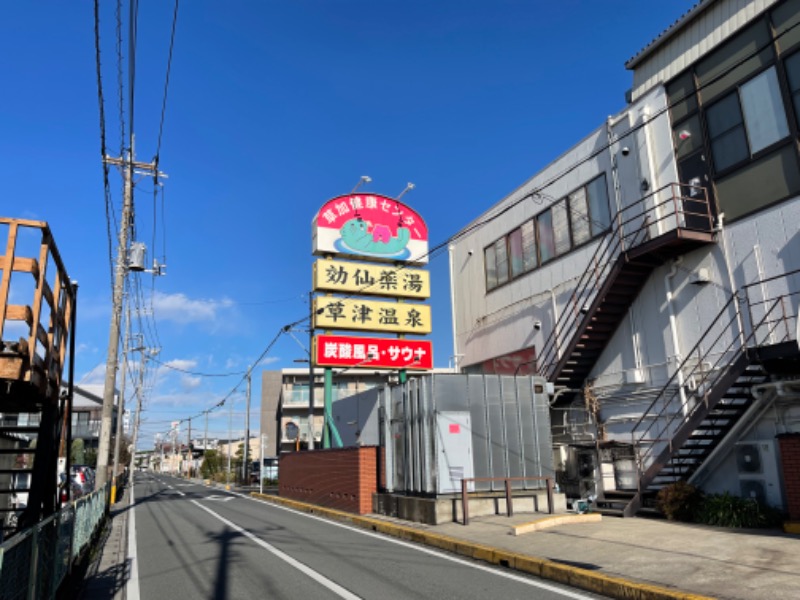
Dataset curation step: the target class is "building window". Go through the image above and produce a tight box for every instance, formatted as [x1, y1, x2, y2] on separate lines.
[586, 175, 612, 234]
[494, 238, 509, 285]
[783, 50, 800, 123]
[707, 92, 749, 171]
[484, 174, 611, 292]
[508, 227, 525, 278]
[537, 209, 555, 264]
[707, 67, 789, 172]
[552, 199, 570, 257]
[521, 220, 537, 271]
[484, 244, 497, 290]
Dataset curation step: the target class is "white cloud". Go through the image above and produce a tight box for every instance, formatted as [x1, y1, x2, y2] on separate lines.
[152, 291, 235, 325]
[181, 375, 202, 389]
[163, 358, 198, 371]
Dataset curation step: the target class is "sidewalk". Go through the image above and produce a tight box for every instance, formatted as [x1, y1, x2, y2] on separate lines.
[79, 485, 131, 600]
[251, 492, 800, 600]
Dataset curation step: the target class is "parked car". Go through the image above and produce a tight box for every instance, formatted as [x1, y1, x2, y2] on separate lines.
[71, 465, 95, 494]
[58, 472, 84, 506]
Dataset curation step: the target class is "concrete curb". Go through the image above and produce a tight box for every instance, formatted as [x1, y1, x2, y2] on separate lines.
[250, 492, 716, 600]
[512, 513, 602, 535]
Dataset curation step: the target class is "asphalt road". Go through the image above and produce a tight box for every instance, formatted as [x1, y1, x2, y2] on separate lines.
[132, 473, 609, 600]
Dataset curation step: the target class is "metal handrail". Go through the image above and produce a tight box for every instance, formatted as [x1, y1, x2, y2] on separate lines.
[537, 183, 712, 380]
[631, 283, 799, 486]
[460, 476, 554, 525]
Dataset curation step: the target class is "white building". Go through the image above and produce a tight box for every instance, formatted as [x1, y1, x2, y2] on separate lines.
[449, 0, 800, 517]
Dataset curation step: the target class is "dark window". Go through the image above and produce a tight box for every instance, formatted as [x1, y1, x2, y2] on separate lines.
[586, 175, 612, 235]
[784, 51, 800, 122]
[707, 92, 749, 171]
[707, 67, 789, 172]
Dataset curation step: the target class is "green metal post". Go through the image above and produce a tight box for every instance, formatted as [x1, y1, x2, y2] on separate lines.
[323, 368, 333, 449]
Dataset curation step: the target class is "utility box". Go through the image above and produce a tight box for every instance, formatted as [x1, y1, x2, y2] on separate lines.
[377, 374, 553, 497]
[435, 412, 474, 494]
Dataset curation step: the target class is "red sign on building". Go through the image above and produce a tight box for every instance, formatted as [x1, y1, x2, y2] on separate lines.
[313, 334, 433, 370]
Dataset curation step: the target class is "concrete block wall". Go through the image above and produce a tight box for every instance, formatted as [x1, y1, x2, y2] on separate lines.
[279, 446, 378, 514]
[777, 433, 800, 520]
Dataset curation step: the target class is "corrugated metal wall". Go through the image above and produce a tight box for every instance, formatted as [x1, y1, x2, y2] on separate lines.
[384, 374, 553, 496]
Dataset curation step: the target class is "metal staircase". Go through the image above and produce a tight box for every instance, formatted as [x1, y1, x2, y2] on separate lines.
[614, 273, 800, 517]
[0, 217, 76, 539]
[537, 183, 716, 391]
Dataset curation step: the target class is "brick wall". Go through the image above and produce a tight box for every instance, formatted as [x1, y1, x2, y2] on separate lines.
[279, 446, 378, 514]
[777, 433, 800, 521]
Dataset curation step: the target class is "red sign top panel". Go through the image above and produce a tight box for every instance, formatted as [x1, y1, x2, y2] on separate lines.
[314, 334, 433, 370]
[314, 194, 428, 241]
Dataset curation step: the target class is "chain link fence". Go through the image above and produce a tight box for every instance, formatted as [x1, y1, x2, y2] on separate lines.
[0, 483, 109, 600]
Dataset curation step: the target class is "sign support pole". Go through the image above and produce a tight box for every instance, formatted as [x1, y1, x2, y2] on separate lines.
[323, 367, 333, 448]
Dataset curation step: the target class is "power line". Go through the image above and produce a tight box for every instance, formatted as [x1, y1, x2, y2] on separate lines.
[93, 0, 115, 292]
[155, 0, 179, 162]
[149, 356, 247, 378]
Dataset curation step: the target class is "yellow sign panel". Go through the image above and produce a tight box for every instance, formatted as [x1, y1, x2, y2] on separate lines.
[313, 259, 430, 299]
[313, 298, 431, 334]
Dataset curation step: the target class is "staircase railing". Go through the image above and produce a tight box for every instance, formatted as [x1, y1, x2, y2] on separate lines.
[630, 268, 800, 488]
[537, 183, 712, 380]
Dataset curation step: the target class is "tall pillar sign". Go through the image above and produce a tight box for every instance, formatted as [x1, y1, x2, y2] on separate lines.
[311, 192, 432, 448]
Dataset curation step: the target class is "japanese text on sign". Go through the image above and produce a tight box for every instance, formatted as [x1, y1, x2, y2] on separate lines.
[313, 259, 430, 299]
[314, 335, 433, 370]
[313, 298, 431, 334]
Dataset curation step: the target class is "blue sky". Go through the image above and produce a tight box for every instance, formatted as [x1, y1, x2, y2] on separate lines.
[1, 1, 697, 447]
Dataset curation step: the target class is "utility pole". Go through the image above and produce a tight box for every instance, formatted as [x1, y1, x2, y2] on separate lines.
[259, 433, 265, 494]
[97, 139, 165, 491]
[187, 417, 192, 478]
[244, 367, 251, 485]
[111, 298, 130, 504]
[308, 291, 315, 450]
[227, 397, 233, 488]
[128, 346, 158, 487]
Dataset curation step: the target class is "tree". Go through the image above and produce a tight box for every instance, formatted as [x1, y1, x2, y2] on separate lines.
[85, 447, 98, 468]
[200, 450, 223, 479]
[71, 438, 85, 465]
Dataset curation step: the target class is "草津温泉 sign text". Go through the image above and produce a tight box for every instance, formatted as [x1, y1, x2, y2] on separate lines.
[312, 258, 430, 299]
[313, 298, 431, 334]
[313, 334, 433, 369]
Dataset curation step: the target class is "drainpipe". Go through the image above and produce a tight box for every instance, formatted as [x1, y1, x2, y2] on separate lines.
[717, 214, 746, 347]
[448, 244, 461, 373]
[606, 117, 624, 235]
[548, 288, 561, 359]
[665, 257, 689, 415]
[640, 106, 663, 236]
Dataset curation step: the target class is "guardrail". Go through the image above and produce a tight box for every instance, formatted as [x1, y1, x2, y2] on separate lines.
[0, 483, 109, 599]
[461, 476, 554, 526]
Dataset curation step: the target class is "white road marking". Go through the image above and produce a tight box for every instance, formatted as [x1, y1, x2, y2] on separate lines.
[127, 486, 141, 600]
[204, 495, 234, 502]
[191, 500, 362, 600]
[254, 500, 597, 600]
